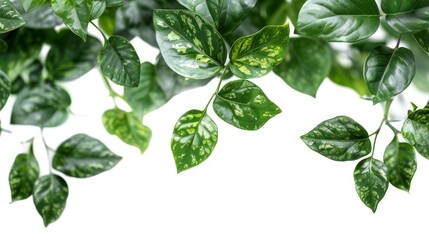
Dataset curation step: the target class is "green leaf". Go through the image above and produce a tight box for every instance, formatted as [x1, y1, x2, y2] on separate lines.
[90, 0, 106, 19]
[178, 0, 257, 35]
[0, 70, 10, 111]
[46, 30, 102, 81]
[98, 7, 115, 35]
[153, 9, 227, 79]
[97, 35, 140, 87]
[413, 29, 429, 53]
[51, 0, 91, 41]
[102, 108, 152, 153]
[106, 0, 122, 7]
[20, 0, 45, 11]
[382, 0, 429, 34]
[0, 39, 7, 52]
[383, 137, 417, 192]
[286, 0, 306, 26]
[124, 62, 167, 118]
[0, 0, 25, 34]
[301, 116, 371, 161]
[296, 0, 380, 42]
[274, 37, 331, 97]
[171, 110, 218, 173]
[364, 46, 415, 104]
[229, 24, 289, 79]
[354, 157, 388, 212]
[402, 107, 429, 160]
[213, 80, 281, 130]
[33, 174, 68, 227]
[11, 83, 71, 127]
[18, 3, 62, 29]
[52, 134, 122, 178]
[9, 144, 39, 202]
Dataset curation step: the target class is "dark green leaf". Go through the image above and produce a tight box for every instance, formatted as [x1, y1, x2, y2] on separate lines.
[18, 3, 62, 29]
[382, 0, 429, 33]
[0, 39, 7, 52]
[20, 0, 45, 12]
[301, 116, 371, 161]
[0, 0, 25, 34]
[274, 37, 331, 97]
[46, 30, 102, 81]
[213, 80, 281, 130]
[17, 59, 42, 86]
[172, 110, 218, 173]
[9, 144, 39, 202]
[178, 0, 256, 35]
[229, 24, 289, 79]
[354, 157, 388, 212]
[90, 0, 106, 19]
[102, 108, 152, 153]
[106, 0, 122, 7]
[153, 9, 227, 79]
[33, 174, 68, 227]
[402, 107, 429, 159]
[11, 83, 71, 127]
[383, 137, 417, 191]
[364, 46, 415, 104]
[413, 29, 429, 53]
[51, 0, 91, 41]
[97, 35, 140, 87]
[0, 70, 10, 111]
[52, 134, 122, 178]
[296, 0, 380, 42]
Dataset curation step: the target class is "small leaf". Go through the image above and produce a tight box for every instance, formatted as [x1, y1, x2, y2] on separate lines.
[229, 24, 290, 79]
[106, 0, 122, 7]
[364, 46, 415, 104]
[90, 0, 106, 19]
[51, 0, 91, 41]
[213, 80, 281, 130]
[97, 35, 140, 87]
[52, 134, 122, 178]
[382, 0, 429, 34]
[296, 0, 380, 42]
[354, 157, 388, 212]
[171, 110, 218, 173]
[20, 0, 46, 12]
[0, 0, 26, 34]
[301, 116, 371, 161]
[274, 37, 331, 97]
[11, 83, 71, 127]
[9, 144, 40, 202]
[413, 29, 429, 53]
[153, 9, 227, 79]
[17, 3, 62, 29]
[402, 106, 429, 160]
[0, 70, 10, 111]
[102, 108, 152, 153]
[33, 174, 68, 227]
[383, 137, 417, 191]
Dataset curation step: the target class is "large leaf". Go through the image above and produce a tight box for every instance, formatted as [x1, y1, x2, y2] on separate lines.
[102, 108, 152, 153]
[296, 0, 380, 42]
[18, 3, 62, 29]
[413, 29, 429, 53]
[51, 0, 91, 41]
[382, 0, 429, 34]
[171, 110, 218, 173]
[301, 116, 371, 161]
[97, 35, 140, 87]
[0, 70, 10, 111]
[213, 80, 281, 130]
[46, 30, 102, 81]
[274, 37, 331, 97]
[52, 134, 122, 178]
[0, 0, 25, 34]
[178, 0, 257, 35]
[11, 83, 71, 127]
[364, 46, 415, 104]
[383, 137, 417, 191]
[9, 144, 39, 202]
[354, 157, 388, 212]
[229, 24, 289, 79]
[20, 0, 45, 12]
[33, 174, 68, 227]
[153, 9, 227, 79]
[402, 106, 429, 159]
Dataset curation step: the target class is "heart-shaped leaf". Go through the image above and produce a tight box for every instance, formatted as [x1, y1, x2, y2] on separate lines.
[402, 106, 429, 160]
[413, 29, 429, 53]
[0, 70, 10, 111]
[0, 0, 25, 34]
[382, 0, 429, 34]
[51, 0, 91, 41]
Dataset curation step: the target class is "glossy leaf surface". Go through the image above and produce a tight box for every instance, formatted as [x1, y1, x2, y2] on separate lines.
[0, 71, 10, 111]
[90, 0, 106, 19]
[402, 106, 429, 159]
[382, 0, 429, 33]
[21, 0, 45, 11]
[413, 29, 429, 53]
[51, 0, 91, 41]
[0, 0, 25, 34]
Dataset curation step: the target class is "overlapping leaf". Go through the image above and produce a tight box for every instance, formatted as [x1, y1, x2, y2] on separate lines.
[413, 29, 429, 53]
[51, 0, 91, 41]
[0, 70, 10, 111]
[20, 0, 46, 12]
[0, 0, 25, 34]
[17, 3, 62, 29]
[90, 0, 106, 19]
[402, 106, 429, 159]
[382, 0, 429, 34]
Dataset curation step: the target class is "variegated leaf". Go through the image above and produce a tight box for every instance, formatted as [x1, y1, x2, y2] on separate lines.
[153, 9, 227, 79]
[213, 80, 281, 130]
[229, 24, 290, 79]
[0, 70, 10, 111]
[402, 106, 429, 160]
[51, 0, 91, 41]
[301, 116, 371, 161]
[171, 110, 218, 173]
[354, 157, 388, 212]
[90, 0, 106, 20]
[102, 108, 152, 153]
[33, 174, 68, 227]
[52, 134, 122, 178]
[0, 0, 25, 34]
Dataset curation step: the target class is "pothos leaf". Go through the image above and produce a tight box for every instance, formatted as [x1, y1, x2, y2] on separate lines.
[0, 70, 10, 111]
[20, 0, 46, 12]
[0, 0, 26, 34]
[171, 110, 218, 173]
[402, 106, 429, 160]
[413, 29, 429, 53]
[301, 116, 371, 161]
[90, 0, 106, 19]
[17, 3, 62, 29]
[51, 0, 91, 41]
[382, 0, 429, 34]
[229, 24, 290, 79]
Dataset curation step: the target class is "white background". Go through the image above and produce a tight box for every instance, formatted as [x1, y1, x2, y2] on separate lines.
[1, 25, 429, 239]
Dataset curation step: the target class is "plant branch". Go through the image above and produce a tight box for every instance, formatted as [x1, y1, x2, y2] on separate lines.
[40, 128, 53, 173]
[370, 99, 393, 157]
[395, 34, 402, 49]
[203, 65, 229, 113]
[90, 21, 108, 42]
[101, 74, 120, 107]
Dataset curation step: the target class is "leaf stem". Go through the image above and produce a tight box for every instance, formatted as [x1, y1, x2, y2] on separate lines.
[40, 128, 53, 173]
[1, 127, 12, 134]
[101, 74, 119, 107]
[90, 21, 108, 42]
[370, 99, 393, 158]
[203, 66, 229, 113]
[395, 34, 402, 49]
